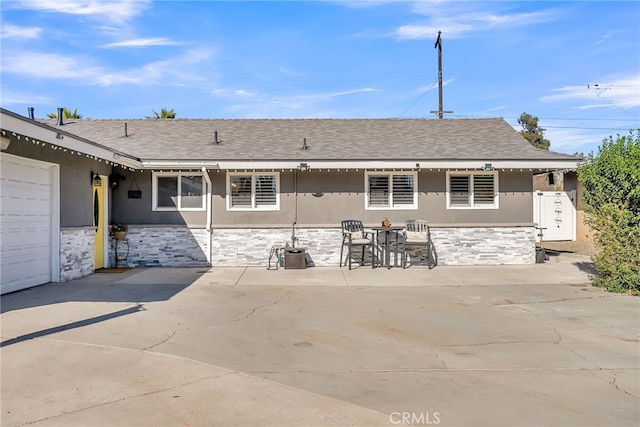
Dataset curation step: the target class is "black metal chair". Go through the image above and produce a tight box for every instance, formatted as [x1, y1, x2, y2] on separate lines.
[340, 220, 376, 269]
[401, 219, 437, 269]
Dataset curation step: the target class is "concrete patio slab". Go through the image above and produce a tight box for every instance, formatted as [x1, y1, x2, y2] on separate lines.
[1, 254, 638, 427]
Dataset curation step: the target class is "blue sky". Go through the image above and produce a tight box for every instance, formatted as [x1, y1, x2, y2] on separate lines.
[1, 0, 639, 155]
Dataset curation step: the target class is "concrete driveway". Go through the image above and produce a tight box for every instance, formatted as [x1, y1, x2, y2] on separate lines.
[2, 256, 639, 426]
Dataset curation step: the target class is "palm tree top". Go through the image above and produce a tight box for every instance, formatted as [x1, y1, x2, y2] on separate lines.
[147, 108, 176, 119]
[47, 107, 83, 119]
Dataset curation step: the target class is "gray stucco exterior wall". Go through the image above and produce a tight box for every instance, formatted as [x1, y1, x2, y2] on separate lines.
[112, 169, 535, 228]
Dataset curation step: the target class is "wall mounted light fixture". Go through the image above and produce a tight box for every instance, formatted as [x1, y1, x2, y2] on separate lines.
[91, 172, 102, 186]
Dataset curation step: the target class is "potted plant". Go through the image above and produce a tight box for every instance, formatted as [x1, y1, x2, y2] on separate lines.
[110, 223, 128, 240]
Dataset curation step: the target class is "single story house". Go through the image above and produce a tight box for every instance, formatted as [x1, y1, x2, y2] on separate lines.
[1, 107, 580, 293]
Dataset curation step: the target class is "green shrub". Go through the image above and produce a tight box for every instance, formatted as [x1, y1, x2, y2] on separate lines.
[578, 130, 640, 294]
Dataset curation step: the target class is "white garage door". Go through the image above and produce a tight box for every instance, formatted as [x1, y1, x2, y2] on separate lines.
[1, 153, 58, 294]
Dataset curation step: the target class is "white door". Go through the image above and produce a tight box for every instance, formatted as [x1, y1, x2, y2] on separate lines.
[0, 154, 59, 294]
[533, 191, 577, 242]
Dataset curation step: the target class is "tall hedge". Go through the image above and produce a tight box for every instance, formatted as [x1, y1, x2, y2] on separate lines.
[577, 130, 640, 294]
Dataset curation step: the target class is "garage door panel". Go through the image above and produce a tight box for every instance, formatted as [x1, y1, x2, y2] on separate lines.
[1, 224, 51, 251]
[0, 186, 52, 216]
[2, 157, 51, 181]
[1, 257, 51, 294]
[1, 154, 57, 294]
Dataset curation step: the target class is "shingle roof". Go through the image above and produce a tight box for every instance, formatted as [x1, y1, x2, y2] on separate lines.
[37, 117, 578, 162]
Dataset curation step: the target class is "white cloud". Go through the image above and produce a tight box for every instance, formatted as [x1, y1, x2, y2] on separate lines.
[544, 127, 607, 154]
[396, 2, 558, 40]
[594, 30, 616, 46]
[210, 86, 377, 118]
[103, 38, 180, 48]
[0, 24, 42, 39]
[0, 90, 52, 106]
[313, 88, 377, 98]
[278, 67, 305, 77]
[0, 52, 101, 79]
[10, 0, 150, 24]
[96, 48, 216, 86]
[396, 23, 471, 40]
[540, 75, 640, 109]
[1, 48, 216, 87]
[484, 105, 506, 112]
[213, 87, 376, 102]
[235, 89, 257, 97]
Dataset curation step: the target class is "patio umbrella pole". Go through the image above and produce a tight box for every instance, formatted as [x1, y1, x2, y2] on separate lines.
[291, 169, 298, 248]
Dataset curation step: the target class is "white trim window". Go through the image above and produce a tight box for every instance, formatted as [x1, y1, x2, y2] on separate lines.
[446, 171, 499, 209]
[153, 172, 205, 211]
[227, 172, 280, 211]
[365, 171, 417, 210]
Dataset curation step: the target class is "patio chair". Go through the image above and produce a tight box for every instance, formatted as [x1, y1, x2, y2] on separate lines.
[401, 219, 437, 269]
[340, 220, 376, 269]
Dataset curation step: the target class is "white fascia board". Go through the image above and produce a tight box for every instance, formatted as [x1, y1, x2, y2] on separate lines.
[1, 111, 142, 169]
[141, 159, 580, 171]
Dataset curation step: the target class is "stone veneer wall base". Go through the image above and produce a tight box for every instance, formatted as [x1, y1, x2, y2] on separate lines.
[81, 225, 535, 270]
[109, 226, 210, 268]
[209, 226, 536, 267]
[60, 226, 94, 282]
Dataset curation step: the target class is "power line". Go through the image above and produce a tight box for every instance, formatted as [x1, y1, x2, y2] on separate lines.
[397, 81, 438, 118]
[457, 114, 639, 123]
[541, 125, 635, 131]
[589, 84, 639, 118]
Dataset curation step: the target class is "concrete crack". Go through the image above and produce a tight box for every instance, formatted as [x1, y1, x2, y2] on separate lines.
[17, 373, 234, 427]
[528, 310, 602, 369]
[142, 292, 295, 351]
[587, 370, 640, 400]
[427, 346, 447, 369]
[435, 340, 556, 347]
[494, 295, 613, 306]
[245, 367, 634, 374]
[143, 330, 177, 351]
[214, 290, 295, 326]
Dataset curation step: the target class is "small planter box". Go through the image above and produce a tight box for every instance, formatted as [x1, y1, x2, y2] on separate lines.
[284, 248, 306, 269]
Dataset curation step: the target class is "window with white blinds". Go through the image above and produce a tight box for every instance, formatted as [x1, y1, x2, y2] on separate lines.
[153, 172, 205, 211]
[447, 171, 498, 208]
[365, 172, 417, 209]
[227, 172, 279, 210]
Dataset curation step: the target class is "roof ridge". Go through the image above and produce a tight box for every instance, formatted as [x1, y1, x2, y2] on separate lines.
[39, 117, 504, 122]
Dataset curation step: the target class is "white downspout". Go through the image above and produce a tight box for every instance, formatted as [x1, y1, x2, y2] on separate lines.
[202, 167, 213, 266]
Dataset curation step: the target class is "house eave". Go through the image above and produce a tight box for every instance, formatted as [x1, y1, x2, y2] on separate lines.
[140, 159, 580, 171]
[1, 109, 142, 170]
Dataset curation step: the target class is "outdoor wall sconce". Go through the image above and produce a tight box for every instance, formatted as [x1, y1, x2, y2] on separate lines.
[299, 162, 309, 171]
[483, 163, 494, 171]
[91, 172, 102, 186]
[109, 173, 126, 190]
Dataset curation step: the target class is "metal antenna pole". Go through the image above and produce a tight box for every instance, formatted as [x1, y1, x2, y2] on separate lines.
[436, 31, 443, 119]
[430, 31, 453, 119]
